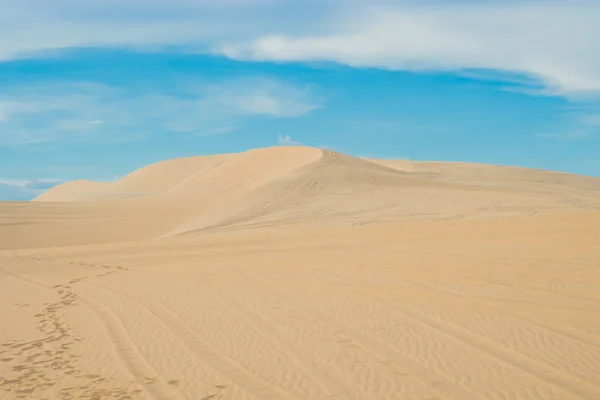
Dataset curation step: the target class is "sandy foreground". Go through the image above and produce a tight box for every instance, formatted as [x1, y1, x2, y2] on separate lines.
[1, 146, 600, 400]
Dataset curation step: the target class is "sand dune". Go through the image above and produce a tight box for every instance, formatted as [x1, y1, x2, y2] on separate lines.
[4, 146, 598, 248]
[2, 146, 600, 399]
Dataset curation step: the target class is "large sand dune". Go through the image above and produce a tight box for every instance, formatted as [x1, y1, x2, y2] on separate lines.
[1, 146, 600, 399]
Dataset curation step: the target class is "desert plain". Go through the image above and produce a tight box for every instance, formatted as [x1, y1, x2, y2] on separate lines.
[1, 146, 600, 400]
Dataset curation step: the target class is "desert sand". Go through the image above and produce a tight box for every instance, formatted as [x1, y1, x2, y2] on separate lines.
[1, 146, 600, 399]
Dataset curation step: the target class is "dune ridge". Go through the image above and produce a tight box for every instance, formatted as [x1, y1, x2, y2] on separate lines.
[2, 146, 600, 400]
[2, 146, 597, 249]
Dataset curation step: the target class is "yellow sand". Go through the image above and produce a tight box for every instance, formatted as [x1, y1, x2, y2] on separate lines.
[1, 146, 600, 399]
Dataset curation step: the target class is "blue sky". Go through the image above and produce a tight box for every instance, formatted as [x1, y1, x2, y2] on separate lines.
[1, 0, 599, 200]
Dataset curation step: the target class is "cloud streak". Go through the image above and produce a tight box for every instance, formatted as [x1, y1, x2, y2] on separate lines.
[0, 0, 323, 60]
[537, 103, 600, 140]
[0, 78, 322, 145]
[277, 133, 302, 146]
[0, 1, 599, 97]
[219, 2, 600, 97]
[0, 178, 64, 201]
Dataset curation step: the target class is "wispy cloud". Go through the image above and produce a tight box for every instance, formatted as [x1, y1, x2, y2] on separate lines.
[0, 0, 319, 60]
[210, 78, 322, 118]
[217, 2, 600, 98]
[0, 77, 322, 145]
[580, 114, 600, 127]
[0, 178, 64, 201]
[277, 133, 302, 146]
[539, 130, 594, 141]
[1, 1, 599, 97]
[538, 104, 600, 140]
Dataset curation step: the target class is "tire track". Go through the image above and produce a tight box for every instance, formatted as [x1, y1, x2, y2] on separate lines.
[83, 282, 304, 400]
[76, 295, 187, 400]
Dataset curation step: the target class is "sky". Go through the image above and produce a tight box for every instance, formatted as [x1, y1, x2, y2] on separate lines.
[1, 0, 599, 200]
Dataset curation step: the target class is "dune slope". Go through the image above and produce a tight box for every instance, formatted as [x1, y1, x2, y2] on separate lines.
[6, 146, 598, 247]
[1, 146, 600, 400]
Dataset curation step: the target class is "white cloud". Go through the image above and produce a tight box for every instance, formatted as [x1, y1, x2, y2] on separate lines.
[0, 1, 599, 97]
[0, 78, 321, 145]
[0, 183, 31, 201]
[217, 2, 600, 97]
[0, 178, 64, 188]
[0, 0, 321, 60]
[0, 178, 64, 200]
[205, 78, 322, 118]
[0, 104, 8, 122]
[538, 130, 593, 141]
[537, 104, 600, 140]
[277, 133, 302, 146]
[183, 125, 238, 139]
[580, 114, 600, 127]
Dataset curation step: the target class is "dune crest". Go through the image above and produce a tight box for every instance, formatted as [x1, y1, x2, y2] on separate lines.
[0, 146, 597, 249]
